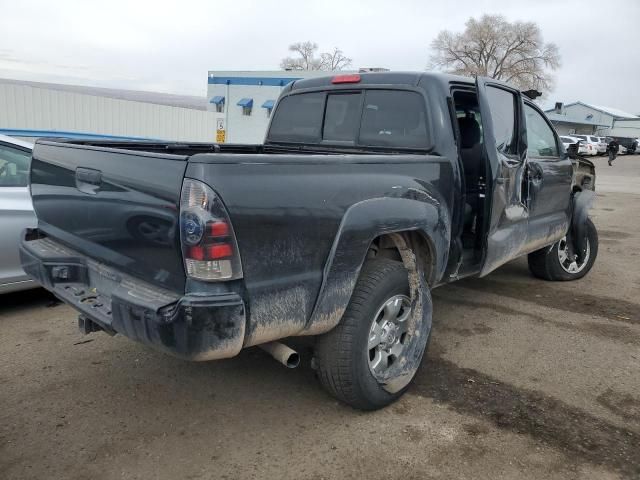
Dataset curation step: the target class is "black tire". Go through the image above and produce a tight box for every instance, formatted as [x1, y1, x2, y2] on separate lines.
[528, 218, 598, 281]
[315, 258, 431, 410]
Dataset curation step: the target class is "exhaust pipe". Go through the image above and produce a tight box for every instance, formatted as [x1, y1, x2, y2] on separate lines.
[259, 342, 300, 369]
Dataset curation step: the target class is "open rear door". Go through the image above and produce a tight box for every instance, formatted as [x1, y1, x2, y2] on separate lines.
[476, 77, 530, 276]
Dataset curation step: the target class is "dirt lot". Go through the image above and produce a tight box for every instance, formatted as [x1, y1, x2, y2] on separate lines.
[2, 155, 639, 480]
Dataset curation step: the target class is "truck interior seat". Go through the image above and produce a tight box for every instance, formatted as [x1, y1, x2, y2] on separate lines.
[458, 115, 483, 233]
[458, 115, 482, 186]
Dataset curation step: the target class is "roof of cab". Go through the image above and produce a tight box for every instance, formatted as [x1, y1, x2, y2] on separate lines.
[288, 71, 475, 91]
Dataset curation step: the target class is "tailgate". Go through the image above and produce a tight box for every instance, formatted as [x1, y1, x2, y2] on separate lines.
[30, 140, 188, 292]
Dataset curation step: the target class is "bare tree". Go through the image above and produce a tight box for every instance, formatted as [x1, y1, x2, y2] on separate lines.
[280, 41, 322, 71]
[320, 47, 352, 71]
[280, 42, 352, 71]
[428, 15, 560, 92]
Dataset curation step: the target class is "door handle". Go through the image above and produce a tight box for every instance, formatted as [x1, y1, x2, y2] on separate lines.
[75, 167, 102, 195]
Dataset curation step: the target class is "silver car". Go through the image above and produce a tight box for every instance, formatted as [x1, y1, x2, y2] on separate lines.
[0, 134, 37, 293]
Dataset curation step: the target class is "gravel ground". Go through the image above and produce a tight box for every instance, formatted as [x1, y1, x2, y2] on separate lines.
[1, 155, 639, 480]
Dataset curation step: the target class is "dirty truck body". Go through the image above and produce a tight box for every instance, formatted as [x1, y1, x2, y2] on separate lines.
[20, 72, 597, 409]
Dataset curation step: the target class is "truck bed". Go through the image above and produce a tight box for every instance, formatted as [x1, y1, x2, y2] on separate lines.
[29, 138, 454, 347]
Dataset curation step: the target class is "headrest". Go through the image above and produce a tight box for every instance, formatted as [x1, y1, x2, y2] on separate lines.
[458, 116, 481, 148]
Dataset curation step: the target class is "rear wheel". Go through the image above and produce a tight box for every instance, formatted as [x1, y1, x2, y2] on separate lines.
[315, 258, 432, 410]
[528, 218, 598, 281]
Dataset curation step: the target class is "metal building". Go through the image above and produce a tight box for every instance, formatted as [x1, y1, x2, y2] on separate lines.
[0, 78, 218, 142]
[545, 101, 640, 137]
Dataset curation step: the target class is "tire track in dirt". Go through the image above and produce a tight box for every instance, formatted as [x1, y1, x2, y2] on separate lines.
[432, 291, 640, 346]
[452, 278, 639, 326]
[413, 357, 640, 478]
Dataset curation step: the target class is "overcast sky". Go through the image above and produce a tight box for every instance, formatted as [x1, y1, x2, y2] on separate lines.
[1, 0, 639, 112]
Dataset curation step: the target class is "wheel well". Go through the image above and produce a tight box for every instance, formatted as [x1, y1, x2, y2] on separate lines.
[367, 231, 435, 286]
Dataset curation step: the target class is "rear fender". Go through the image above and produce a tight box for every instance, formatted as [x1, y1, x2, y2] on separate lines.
[300, 196, 450, 336]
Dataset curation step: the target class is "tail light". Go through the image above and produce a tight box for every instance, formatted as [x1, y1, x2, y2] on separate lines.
[180, 179, 242, 281]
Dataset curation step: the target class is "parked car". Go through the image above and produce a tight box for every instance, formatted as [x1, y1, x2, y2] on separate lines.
[572, 135, 600, 155]
[608, 135, 638, 154]
[0, 134, 37, 293]
[560, 135, 589, 155]
[597, 137, 609, 155]
[20, 72, 599, 410]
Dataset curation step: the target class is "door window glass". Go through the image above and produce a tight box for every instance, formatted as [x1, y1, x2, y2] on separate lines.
[485, 86, 517, 155]
[524, 104, 560, 157]
[0, 144, 31, 187]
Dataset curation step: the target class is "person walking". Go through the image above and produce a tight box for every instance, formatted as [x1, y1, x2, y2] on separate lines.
[608, 138, 619, 166]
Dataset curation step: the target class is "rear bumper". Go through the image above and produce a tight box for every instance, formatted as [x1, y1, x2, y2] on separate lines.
[20, 231, 246, 361]
[0, 278, 38, 294]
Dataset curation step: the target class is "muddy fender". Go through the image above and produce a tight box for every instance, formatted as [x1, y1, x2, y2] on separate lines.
[300, 196, 450, 336]
[571, 189, 595, 261]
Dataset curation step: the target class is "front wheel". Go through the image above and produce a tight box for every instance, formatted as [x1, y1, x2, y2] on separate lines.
[315, 258, 432, 410]
[528, 218, 598, 281]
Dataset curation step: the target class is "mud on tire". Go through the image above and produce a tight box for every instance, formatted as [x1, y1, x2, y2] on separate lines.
[314, 258, 431, 410]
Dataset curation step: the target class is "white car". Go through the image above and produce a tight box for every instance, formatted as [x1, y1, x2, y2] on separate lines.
[596, 137, 609, 155]
[572, 135, 600, 156]
[0, 134, 37, 293]
[560, 136, 588, 155]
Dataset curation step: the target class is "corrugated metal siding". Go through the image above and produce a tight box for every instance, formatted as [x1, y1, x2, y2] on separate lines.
[606, 119, 640, 138]
[0, 83, 217, 142]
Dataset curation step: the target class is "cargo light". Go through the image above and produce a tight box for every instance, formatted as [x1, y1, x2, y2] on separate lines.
[180, 179, 242, 281]
[331, 74, 361, 84]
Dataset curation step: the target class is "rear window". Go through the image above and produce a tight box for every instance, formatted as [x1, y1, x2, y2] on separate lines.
[267, 89, 429, 149]
[323, 93, 362, 142]
[574, 135, 587, 140]
[267, 92, 324, 143]
[359, 90, 428, 148]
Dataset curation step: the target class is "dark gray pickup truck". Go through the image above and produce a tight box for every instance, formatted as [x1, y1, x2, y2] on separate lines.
[20, 72, 598, 409]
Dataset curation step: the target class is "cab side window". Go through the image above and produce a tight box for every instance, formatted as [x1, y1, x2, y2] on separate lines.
[524, 104, 559, 157]
[0, 144, 31, 187]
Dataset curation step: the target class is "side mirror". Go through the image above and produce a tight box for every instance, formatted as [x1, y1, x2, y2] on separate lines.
[567, 143, 579, 159]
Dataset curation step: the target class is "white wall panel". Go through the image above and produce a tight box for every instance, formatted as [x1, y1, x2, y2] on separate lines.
[0, 83, 218, 142]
